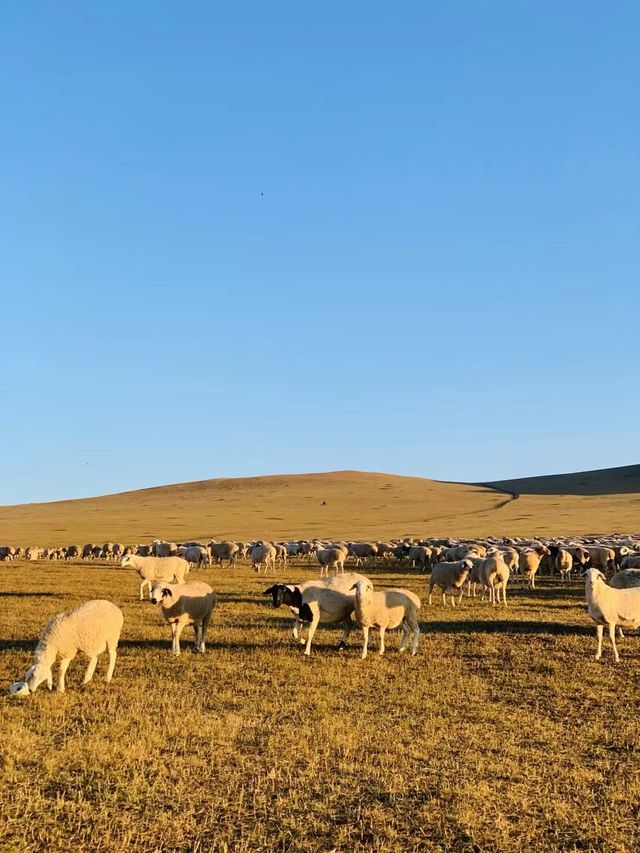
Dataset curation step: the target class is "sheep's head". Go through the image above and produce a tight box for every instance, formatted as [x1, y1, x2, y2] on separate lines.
[24, 662, 53, 693]
[150, 584, 173, 605]
[350, 580, 374, 599]
[583, 567, 606, 585]
[262, 584, 287, 608]
[121, 554, 133, 568]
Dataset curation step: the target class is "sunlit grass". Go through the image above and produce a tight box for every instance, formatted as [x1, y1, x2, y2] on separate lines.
[2, 558, 639, 852]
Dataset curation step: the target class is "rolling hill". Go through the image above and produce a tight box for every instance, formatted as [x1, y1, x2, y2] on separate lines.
[0, 467, 639, 545]
[482, 463, 640, 496]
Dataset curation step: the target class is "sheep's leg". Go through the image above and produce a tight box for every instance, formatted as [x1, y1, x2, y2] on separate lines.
[361, 626, 370, 659]
[457, 588, 464, 605]
[58, 658, 72, 693]
[378, 627, 386, 655]
[303, 615, 320, 656]
[338, 619, 351, 650]
[193, 622, 201, 652]
[609, 623, 620, 663]
[106, 642, 118, 681]
[595, 625, 603, 660]
[292, 618, 301, 641]
[200, 613, 211, 652]
[83, 656, 98, 685]
[441, 592, 446, 606]
[399, 623, 410, 652]
[428, 585, 433, 605]
[140, 579, 147, 600]
[411, 624, 420, 655]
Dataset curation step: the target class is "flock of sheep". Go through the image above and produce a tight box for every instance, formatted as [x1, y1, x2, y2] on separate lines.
[6, 532, 640, 697]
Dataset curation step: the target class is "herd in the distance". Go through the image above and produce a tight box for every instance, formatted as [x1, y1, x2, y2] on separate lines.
[5, 532, 640, 697]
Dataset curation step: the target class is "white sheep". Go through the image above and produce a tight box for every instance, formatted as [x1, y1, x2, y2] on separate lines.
[351, 579, 421, 659]
[121, 553, 190, 600]
[316, 546, 347, 577]
[555, 548, 573, 582]
[429, 560, 472, 606]
[16, 600, 124, 694]
[584, 568, 640, 662]
[150, 580, 217, 656]
[481, 552, 510, 605]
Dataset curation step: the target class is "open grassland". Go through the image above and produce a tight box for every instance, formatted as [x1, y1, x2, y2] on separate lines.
[2, 558, 640, 852]
[1, 470, 640, 545]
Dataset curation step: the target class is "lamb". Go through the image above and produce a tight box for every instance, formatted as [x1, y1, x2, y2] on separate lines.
[428, 560, 472, 606]
[15, 600, 123, 694]
[351, 579, 421, 659]
[121, 553, 190, 600]
[150, 580, 217, 656]
[584, 568, 640, 662]
[263, 572, 369, 655]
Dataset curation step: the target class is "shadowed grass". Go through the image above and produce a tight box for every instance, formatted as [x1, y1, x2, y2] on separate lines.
[1, 558, 640, 852]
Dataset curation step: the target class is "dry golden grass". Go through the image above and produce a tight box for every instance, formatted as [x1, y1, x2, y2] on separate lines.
[1, 470, 640, 546]
[2, 557, 640, 852]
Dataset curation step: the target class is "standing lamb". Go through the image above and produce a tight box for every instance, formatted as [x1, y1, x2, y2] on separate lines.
[15, 600, 123, 694]
[149, 580, 217, 656]
[351, 579, 421, 659]
[121, 553, 190, 600]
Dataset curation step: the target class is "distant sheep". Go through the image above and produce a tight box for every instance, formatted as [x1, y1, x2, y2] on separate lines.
[429, 560, 472, 606]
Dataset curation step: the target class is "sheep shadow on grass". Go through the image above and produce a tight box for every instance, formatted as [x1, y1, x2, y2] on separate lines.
[425, 619, 593, 637]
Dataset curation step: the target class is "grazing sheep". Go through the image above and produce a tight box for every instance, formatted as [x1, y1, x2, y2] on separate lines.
[209, 541, 240, 568]
[18, 600, 124, 694]
[348, 542, 379, 566]
[584, 545, 616, 574]
[150, 580, 217, 656]
[351, 579, 421, 659]
[250, 542, 277, 573]
[0, 545, 15, 561]
[429, 560, 472, 606]
[121, 554, 190, 600]
[178, 544, 211, 569]
[584, 568, 640, 662]
[409, 546, 432, 571]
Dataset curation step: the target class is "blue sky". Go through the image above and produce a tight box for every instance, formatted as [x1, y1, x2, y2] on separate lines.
[1, 2, 638, 504]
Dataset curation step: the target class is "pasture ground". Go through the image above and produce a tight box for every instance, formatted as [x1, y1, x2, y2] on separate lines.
[1, 558, 639, 852]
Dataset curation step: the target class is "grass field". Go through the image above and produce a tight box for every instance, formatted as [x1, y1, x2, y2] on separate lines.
[1, 468, 640, 545]
[2, 557, 640, 852]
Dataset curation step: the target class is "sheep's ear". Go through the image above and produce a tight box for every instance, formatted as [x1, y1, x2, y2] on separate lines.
[161, 587, 172, 598]
[262, 586, 276, 595]
[350, 583, 357, 590]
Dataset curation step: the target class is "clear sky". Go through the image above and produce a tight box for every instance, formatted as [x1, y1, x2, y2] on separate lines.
[1, 2, 638, 504]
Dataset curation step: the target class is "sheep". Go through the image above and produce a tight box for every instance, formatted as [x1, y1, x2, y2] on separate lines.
[348, 542, 379, 565]
[621, 555, 640, 569]
[152, 540, 178, 557]
[263, 572, 369, 655]
[17, 600, 124, 694]
[351, 579, 421, 659]
[0, 545, 15, 561]
[585, 545, 616, 574]
[250, 542, 277, 573]
[555, 549, 573, 582]
[519, 546, 549, 590]
[209, 541, 240, 567]
[609, 568, 640, 590]
[409, 546, 432, 571]
[150, 580, 217, 656]
[178, 544, 211, 569]
[429, 560, 472, 606]
[316, 546, 346, 577]
[482, 552, 510, 605]
[584, 568, 640, 662]
[121, 553, 190, 600]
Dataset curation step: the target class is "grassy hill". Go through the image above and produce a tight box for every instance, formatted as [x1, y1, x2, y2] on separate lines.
[482, 463, 640, 496]
[0, 468, 639, 545]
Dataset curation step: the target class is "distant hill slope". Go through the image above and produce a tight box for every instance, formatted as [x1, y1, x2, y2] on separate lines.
[0, 469, 638, 545]
[482, 464, 640, 496]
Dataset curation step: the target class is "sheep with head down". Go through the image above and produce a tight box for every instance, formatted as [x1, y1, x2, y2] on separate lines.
[10, 599, 123, 695]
